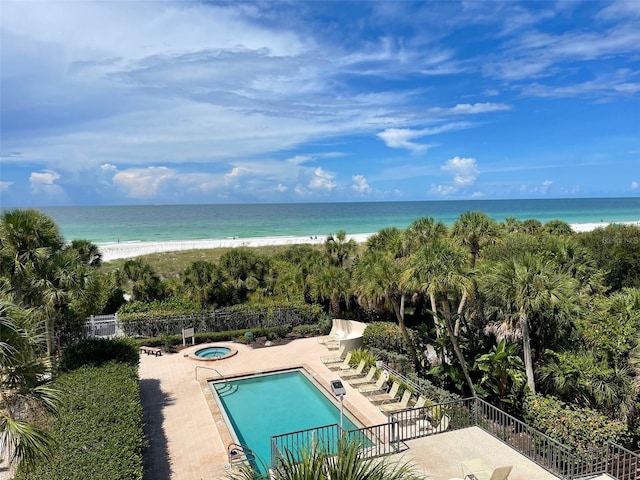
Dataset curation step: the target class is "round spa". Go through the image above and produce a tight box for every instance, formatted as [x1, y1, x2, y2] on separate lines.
[189, 344, 237, 361]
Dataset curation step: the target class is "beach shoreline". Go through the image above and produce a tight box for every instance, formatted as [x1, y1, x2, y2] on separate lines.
[98, 221, 640, 262]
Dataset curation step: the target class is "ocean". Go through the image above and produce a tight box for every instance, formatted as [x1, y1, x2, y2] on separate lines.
[33, 197, 640, 244]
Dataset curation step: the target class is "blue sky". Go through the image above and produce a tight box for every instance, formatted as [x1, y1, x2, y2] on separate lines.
[1, 0, 639, 207]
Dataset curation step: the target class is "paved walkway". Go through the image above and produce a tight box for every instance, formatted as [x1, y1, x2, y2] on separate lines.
[139, 338, 563, 480]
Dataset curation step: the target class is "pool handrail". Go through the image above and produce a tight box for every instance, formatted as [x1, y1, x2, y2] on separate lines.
[195, 365, 227, 383]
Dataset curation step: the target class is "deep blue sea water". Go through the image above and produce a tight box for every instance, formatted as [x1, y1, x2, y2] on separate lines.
[32, 198, 640, 244]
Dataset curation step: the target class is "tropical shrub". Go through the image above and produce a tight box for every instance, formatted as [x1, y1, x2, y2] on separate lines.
[59, 337, 139, 371]
[15, 362, 144, 480]
[348, 348, 378, 368]
[363, 322, 413, 353]
[523, 393, 628, 452]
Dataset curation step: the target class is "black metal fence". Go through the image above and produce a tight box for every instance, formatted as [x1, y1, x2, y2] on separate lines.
[270, 396, 640, 480]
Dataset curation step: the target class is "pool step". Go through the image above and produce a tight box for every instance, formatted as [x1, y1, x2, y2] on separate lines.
[214, 383, 238, 397]
[228, 442, 255, 468]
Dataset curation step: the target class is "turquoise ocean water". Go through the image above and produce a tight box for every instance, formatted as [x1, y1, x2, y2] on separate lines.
[34, 197, 640, 244]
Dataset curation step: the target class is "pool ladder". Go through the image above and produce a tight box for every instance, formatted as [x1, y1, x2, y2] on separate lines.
[195, 365, 227, 383]
[227, 442, 255, 468]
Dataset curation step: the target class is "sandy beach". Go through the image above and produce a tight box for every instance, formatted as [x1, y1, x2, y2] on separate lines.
[98, 222, 640, 262]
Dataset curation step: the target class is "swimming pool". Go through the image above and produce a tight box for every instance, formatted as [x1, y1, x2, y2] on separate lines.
[210, 369, 361, 469]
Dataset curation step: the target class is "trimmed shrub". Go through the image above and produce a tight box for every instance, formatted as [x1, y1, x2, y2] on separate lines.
[59, 337, 139, 371]
[363, 322, 413, 353]
[15, 362, 144, 480]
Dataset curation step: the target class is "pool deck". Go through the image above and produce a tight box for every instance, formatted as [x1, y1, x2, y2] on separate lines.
[139, 337, 563, 480]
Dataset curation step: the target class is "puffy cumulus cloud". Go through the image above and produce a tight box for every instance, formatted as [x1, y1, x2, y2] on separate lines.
[276, 183, 287, 192]
[309, 167, 336, 192]
[29, 170, 64, 196]
[224, 167, 250, 182]
[377, 128, 429, 152]
[441, 156, 479, 188]
[430, 156, 479, 196]
[112, 166, 176, 198]
[0, 181, 13, 192]
[631, 180, 638, 190]
[351, 174, 372, 195]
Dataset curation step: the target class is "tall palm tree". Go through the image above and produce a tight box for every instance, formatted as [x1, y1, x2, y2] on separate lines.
[352, 250, 418, 368]
[122, 258, 165, 302]
[325, 230, 357, 268]
[0, 209, 64, 302]
[451, 211, 499, 269]
[404, 216, 448, 254]
[219, 248, 267, 302]
[478, 252, 578, 394]
[405, 240, 476, 395]
[0, 300, 59, 474]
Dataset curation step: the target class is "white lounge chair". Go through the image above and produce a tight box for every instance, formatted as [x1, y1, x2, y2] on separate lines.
[348, 366, 377, 386]
[358, 372, 387, 394]
[320, 345, 346, 364]
[380, 390, 412, 414]
[325, 351, 352, 370]
[339, 359, 366, 379]
[417, 413, 450, 434]
[367, 381, 400, 403]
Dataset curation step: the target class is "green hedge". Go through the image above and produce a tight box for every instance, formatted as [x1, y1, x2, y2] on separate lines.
[59, 337, 139, 371]
[363, 321, 414, 353]
[16, 363, 144, 480]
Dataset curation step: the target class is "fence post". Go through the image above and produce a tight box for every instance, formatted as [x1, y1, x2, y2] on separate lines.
[89, 315, 95, 337]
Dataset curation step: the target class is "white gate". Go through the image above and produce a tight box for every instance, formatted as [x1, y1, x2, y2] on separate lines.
[85, 314, 123, 339]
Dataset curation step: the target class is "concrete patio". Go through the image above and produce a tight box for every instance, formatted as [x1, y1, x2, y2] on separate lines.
[139, 337, 564, 480]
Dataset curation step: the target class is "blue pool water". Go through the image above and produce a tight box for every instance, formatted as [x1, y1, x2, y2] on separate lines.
[211, 370, 360, 468]
[195, 346, 231, 358]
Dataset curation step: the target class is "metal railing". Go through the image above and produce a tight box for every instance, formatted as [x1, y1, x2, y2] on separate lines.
[269, 396, 640, 480]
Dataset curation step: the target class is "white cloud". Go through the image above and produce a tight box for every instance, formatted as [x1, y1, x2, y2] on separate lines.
[441, 156, 479, 188]
[276, 183, 287, 192]
[112, 166, 176, 198]
[377, 128, 430, 152]
[225, 167, 250, 182]
[426, 103, 511, 116]
[631, 180, 639, 190]
[0, 182, 13, 192]
[29, 171, 63, 196]
[309, 167, 336, 191]
[351, 174, 372, 195]
[430, 156, 479, 196]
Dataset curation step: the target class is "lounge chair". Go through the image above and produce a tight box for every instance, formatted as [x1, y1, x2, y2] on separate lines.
[317, 324, 338, 344]
[417, 413, 450, 434]
[413, 395, 428, 409]
[348, 366, 377, 386]
[325, 351, 352, 370]
[463, 463, 512, 480]
[358, 372, 387, 394]
[367, 381, 400, 403]
[380, 390, 412, 414]
[320, 345, 346, 364]
[339, 359, 366, 379]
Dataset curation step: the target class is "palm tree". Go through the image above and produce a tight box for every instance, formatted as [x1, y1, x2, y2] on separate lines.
[352, 250, 418, 368]
[310, 265, 350, 316]
[122, 258, 165, 302]
[325, 230, 357, 268]
[181, 261, 228, 309]
[219, 248, 267, 303]
[0, 209, 64, 302]
[405, 240, 476, 395]
[478, 252, 579, 394]
[451, 211, 499, 269]
[0, 300, 59, 473]
[404, 216, 448, 254]
[227, 435, 426, 480]
[66, 239, 103, 266]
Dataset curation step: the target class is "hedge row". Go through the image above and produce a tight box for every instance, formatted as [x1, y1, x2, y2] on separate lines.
[16, 339, 143, 480]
